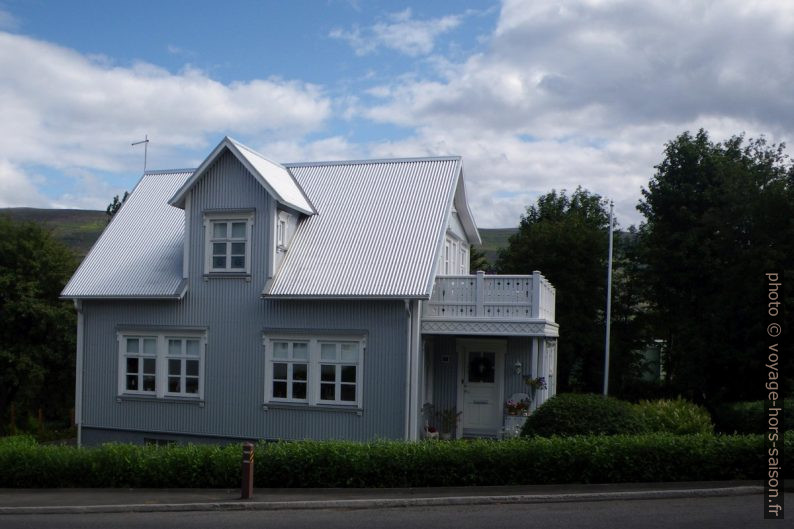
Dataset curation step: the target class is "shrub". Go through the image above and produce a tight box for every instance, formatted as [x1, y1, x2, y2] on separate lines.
[714, 399, 794, 434]
[521, 393, 645, 437]
[0, 433, 790, 488]
[634, 398, 713, 435]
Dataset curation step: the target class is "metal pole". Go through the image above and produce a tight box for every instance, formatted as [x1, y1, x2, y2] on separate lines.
[603, 201, 614, 396]
[131, 134, 149, 173]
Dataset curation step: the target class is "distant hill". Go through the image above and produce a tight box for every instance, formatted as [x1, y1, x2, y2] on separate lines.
[0, 208, 106, 257]
[477, 227, 517, 268]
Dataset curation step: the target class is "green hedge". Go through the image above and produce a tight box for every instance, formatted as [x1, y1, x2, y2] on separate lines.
[2, 433, 790, 488]
[714, 400, 794, 434]
[521, 393, 645, 437]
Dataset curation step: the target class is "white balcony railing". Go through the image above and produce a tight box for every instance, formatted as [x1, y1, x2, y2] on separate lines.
[423, 271, 556, 322]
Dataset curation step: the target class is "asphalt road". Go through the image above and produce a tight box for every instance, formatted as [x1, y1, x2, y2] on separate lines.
[0, 494, 776, 529]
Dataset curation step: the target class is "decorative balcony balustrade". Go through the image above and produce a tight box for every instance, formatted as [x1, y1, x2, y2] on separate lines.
[423, 271, 556, 322]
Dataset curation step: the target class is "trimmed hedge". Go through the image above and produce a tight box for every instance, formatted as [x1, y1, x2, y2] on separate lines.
[634, 398, 714, 435]
[521, 393, 645, 437]
[2, 433, 790, 488]
[714, 400, 794, 434]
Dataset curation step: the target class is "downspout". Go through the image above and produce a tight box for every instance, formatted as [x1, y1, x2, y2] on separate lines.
[404, 300, 411, 440]
[73, 299, 84, 447]
[410, 299, 422, 441]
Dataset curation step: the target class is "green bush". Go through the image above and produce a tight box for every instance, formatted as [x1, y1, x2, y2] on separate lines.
[521, 393, 645, 437]
[634, 398, 713, 435]
[0, 433, 789, 488]
[714, 400, 794, 434]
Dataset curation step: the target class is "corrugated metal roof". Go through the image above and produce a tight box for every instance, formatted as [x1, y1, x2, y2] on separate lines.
[266, 157, 462, 299]
[61, 170, 192, 298]
[169, 137, 315, 215]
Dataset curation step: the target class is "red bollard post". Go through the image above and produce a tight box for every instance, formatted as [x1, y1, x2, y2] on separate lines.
[241, 442, 254, 499]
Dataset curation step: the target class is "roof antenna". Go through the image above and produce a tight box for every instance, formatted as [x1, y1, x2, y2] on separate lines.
[131, 134, 150, 173]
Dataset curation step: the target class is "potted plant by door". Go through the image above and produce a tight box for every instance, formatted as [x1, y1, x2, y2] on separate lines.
[436, 408, 462, 440]
[523, 376, 547, 402]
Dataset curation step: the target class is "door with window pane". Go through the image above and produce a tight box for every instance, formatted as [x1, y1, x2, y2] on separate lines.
[462, 350, 502, 431]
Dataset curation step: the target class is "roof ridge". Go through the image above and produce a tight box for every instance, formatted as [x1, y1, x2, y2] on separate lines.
[144, 168, 196, 175]
[284, 156, 461, 168]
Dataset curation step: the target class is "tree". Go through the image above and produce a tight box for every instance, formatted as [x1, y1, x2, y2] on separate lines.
[469, 245, 490, 273]
[638, 130, 794, 405]
[106, 191, 129, 221]
[0, 217, 77, 431]
[497, 187, 611, 392]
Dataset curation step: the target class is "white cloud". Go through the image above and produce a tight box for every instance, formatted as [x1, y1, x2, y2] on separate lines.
[0, 160, 50, 207]
[330, 8, 463, 56]
[0, 31, 331, 209]
[349, 0, 794, 226]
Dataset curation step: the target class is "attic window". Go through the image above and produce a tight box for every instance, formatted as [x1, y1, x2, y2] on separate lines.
[277, 219, 286, 248]
[204, 212, 254, 275]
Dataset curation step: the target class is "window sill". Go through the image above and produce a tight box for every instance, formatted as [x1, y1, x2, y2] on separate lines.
[203, 273, 251, 281]
[117, 395, 205, 407]
[263, 402, 363, 415]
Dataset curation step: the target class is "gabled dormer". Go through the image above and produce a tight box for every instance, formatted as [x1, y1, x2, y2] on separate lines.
[167, 137, 315, 283]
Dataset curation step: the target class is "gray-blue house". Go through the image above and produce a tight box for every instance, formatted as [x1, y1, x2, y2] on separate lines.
[62, 137, 558, 445]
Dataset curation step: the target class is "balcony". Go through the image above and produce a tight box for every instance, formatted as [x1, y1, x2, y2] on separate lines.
[421, 271, 558, 337]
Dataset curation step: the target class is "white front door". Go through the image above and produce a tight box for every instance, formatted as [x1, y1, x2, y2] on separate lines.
[458, 341, 504, 434]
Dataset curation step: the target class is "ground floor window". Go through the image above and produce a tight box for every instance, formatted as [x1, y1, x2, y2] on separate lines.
[265, 335, 364, 407]
[118, 331, 206, 399]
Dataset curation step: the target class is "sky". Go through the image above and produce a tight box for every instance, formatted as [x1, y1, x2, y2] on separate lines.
[0, 0, 793, 228]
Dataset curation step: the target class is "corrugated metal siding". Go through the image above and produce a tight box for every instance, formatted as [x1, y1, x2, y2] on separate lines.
[62, 171, 192, 298]
[80, 152, 408, 443]
[268, 158, 461, 298]
[81, 299, 407, 442]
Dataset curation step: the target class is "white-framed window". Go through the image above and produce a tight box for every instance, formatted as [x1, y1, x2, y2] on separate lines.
[118, 332, 206, 400]
[270, 341, 309, 401]
[204, 213, 253, 274]
[444, 241, 450, 275]
[122, 336, 158, 395]
[264, 335, 365, 407]
[459, 246, 467, 274]
[318, 341, 360, 404]
[277, 219, 287, 248]
[166, 337, 203, 397]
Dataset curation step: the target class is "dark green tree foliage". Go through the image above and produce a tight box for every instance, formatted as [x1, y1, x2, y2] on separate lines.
[469, 245, 490, 273]
[105, 191, 129, 221]
[638, 130, 794, 404]
[0, 217, 77, 430]
[497, 188, 610, 392]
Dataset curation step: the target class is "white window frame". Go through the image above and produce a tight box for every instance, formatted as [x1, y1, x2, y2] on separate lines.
[164, 336, 205, 398]
[120, 335, 158, 396]
[268, 340, 310, 403]
[264, 335, 365, 408]
[203, 212, 254, 274]
[459, 245, 468, 275]
[118, 331, 207, 400]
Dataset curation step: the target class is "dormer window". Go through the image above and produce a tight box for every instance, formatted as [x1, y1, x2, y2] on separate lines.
[204, 212, 254, 275]
[277, 218, 287, 248]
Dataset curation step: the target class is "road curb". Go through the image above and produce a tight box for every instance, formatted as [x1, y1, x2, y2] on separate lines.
[0, 486, 763, 515]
